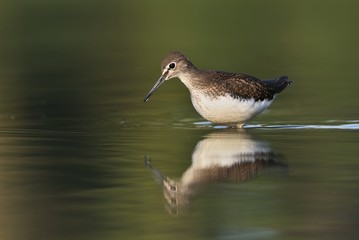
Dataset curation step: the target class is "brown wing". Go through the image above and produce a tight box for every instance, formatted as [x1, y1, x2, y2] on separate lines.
[206, 71, 275, 101]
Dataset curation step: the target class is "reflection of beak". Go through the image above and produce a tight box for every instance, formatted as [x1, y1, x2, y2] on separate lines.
[144, 71, 168, 102]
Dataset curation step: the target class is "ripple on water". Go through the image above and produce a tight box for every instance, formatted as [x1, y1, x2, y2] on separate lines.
[193, 120, 359, 130]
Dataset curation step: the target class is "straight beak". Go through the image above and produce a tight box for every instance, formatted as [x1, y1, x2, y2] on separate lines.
[144, 72, 168, 102]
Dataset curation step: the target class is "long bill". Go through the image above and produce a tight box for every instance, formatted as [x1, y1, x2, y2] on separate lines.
[144, 72, 168, 102]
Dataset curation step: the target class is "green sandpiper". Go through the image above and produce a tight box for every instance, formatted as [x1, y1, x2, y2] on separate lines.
[144, 51, 293, 128]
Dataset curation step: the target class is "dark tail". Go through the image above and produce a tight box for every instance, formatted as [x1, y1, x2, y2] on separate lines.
[263, 76, 293, 94]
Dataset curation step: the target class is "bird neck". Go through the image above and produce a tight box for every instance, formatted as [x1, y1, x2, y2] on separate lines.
[178, 63, 206, 90]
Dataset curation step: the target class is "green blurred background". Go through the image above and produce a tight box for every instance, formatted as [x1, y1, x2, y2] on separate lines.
[0, 0, 358, 130]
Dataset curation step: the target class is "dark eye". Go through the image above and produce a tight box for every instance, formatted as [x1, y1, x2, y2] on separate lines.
[169, 62, 176, 69]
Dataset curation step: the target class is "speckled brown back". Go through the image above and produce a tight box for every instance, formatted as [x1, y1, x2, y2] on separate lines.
[199, 71, 292, 101]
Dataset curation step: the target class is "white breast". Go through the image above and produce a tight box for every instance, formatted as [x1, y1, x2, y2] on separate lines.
[191, 92, 273, 125]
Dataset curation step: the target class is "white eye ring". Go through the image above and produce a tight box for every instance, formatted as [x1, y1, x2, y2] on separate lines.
[168, 62, 176, 69]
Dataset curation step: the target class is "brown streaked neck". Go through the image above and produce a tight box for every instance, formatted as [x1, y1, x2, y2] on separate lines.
[178, 62, 207, 90]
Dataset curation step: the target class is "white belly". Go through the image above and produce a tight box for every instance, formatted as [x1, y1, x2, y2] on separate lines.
[191, 93, 273, 126]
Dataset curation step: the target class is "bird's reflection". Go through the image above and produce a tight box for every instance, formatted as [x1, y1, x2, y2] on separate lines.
[145, 130, 287, 215]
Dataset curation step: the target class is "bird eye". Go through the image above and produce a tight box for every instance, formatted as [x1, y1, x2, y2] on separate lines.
[168, 62, 176, 69]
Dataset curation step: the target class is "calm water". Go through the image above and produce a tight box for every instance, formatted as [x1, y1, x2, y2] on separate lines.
[1, 1, 359, 240]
